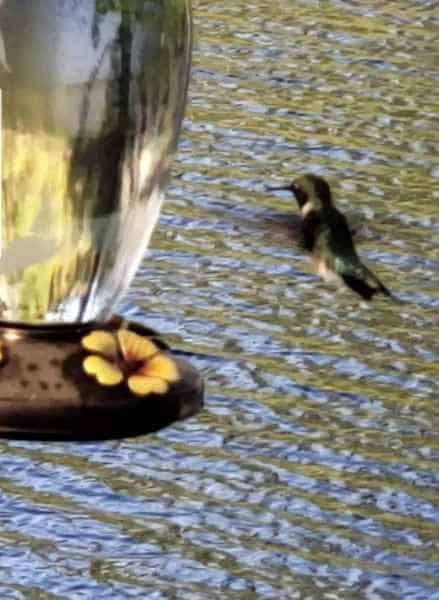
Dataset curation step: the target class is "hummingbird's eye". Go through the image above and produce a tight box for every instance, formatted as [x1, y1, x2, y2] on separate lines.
[292, 186, 308, 208]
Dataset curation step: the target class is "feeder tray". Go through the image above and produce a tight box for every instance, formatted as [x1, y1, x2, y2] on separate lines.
[0, 316, 203, 441]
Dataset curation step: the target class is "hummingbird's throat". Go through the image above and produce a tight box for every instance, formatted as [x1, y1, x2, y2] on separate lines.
[300, 201, 314, 217]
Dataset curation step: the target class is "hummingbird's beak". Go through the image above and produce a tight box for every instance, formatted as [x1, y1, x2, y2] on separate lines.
[266, 183, 298, 195]
[265, 184, 292, 192]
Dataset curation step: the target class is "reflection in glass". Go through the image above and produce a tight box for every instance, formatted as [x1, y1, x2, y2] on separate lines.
[0, 0, 192, 323]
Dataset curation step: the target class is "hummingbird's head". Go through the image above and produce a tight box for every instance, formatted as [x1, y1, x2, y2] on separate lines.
[291, 174, 332, 213]
[268, 174, 333, 215]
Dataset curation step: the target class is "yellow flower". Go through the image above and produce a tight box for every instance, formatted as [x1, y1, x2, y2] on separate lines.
[82, 329, 179, 396]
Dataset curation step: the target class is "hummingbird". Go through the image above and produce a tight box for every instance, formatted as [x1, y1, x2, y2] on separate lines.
[269, 174, 393, 300]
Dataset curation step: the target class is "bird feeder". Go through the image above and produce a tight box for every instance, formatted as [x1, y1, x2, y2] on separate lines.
[0, 0, 203, 440]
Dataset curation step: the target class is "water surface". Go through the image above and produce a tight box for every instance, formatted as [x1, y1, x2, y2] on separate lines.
[1, 1, 438, 598]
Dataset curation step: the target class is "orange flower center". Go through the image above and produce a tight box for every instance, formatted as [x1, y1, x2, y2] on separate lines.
[115, 352, 146, 377]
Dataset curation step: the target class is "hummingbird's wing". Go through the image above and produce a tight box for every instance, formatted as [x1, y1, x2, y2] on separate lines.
[326, 208, 358, 257]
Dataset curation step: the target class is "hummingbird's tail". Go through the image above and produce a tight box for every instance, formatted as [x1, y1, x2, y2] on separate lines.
[342, 267, 395, 301]
[341, 274, 377, 300]
[364, 267, 395, 299]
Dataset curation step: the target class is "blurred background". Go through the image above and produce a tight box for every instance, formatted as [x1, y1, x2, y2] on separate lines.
[1, 1, 438, 598]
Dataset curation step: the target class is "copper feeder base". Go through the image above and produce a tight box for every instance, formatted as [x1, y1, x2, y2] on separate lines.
[0, 316, 204, 441]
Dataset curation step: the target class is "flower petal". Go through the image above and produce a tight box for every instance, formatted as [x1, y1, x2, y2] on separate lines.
[138, 354, 179, 383]
[117, 329, 159, 362]
[83, 355, 123, 386]
[82, 331, 118, 358]
[127, 375, 169, 396]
